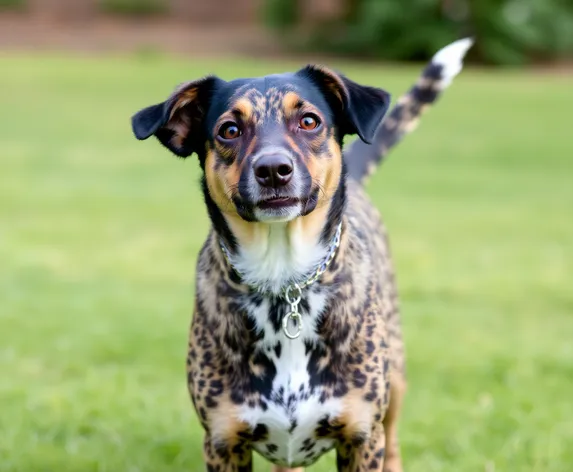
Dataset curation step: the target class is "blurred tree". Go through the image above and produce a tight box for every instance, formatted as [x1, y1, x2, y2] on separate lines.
[468, 0, 573, 64]
[99, 0, 167, 16]
[264, 0, 300, 30]
[6, 0, 261, 23]
[263, 0, 573, 64]
[0, 0, 24, 10]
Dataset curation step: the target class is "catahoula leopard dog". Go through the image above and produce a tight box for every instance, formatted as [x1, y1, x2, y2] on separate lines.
[131, 38, 472, 472]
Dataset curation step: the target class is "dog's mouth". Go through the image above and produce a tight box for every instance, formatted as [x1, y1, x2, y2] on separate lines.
[257, 196, 299, 210]
[233, 187, 319, 222]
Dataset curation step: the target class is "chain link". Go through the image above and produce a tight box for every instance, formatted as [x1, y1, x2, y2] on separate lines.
[285, 221, 342, 294]
[284, 283, 302, 305]
[220, 221, 342, 339]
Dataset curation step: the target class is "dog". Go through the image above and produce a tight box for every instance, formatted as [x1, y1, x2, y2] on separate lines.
[131, 38, 472, 472]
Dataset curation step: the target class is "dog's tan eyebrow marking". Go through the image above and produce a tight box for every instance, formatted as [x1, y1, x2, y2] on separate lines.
[232, 98, 254, 119]
[282, 92, 304, 112]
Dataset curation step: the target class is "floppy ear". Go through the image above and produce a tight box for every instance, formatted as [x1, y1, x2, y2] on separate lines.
[131, 76, 224, 157]
[296, 65, 391, 144]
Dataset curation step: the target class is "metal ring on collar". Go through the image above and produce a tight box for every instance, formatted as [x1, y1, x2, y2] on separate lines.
[284, 283, 302, 304]
[282, 311, 303, 339]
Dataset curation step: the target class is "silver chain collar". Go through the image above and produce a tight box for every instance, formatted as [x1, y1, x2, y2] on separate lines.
[219, 222, 342, 340]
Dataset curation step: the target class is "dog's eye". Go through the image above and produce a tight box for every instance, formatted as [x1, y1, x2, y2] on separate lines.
[218, 122, 242, 140]
[299, 113, 320, 131]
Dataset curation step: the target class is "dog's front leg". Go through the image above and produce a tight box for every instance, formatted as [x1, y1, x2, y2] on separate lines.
[336, 426, 386, 472]
[203, 435, 252, 472]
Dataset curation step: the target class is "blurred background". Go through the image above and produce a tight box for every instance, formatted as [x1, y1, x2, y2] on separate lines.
[1, 0, 573, 63]
[1, 1, 572, 471]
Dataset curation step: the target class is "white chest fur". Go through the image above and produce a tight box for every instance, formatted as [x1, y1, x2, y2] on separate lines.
[227, 221, 327, 295]
[238, 289, 342, 467]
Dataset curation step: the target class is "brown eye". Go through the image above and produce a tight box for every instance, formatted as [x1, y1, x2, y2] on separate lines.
[299, 113, 320, 131]
[218, 122, 242, 140]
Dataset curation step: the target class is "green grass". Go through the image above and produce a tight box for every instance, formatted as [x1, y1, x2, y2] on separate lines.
[0, 52, 571, 472]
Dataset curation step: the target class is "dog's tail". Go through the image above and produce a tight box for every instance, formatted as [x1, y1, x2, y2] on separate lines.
[344, 38, 474, 183]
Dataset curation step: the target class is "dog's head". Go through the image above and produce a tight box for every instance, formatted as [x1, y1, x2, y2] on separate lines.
[132, 67, 390, 225]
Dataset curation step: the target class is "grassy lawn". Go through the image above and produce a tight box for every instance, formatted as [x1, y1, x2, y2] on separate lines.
[0, 52, 571, 472]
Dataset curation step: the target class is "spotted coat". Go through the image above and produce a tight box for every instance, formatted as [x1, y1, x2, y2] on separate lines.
[187, 179, 405, 472]
[132, 38, 472, 472]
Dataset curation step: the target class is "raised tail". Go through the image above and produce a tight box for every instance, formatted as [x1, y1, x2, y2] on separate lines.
[344, 38, 474, 183]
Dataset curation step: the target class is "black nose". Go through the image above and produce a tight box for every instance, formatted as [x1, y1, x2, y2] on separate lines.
[253, 154, 294, 188]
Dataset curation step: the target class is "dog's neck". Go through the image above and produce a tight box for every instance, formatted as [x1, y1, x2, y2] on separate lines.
[205, 178, 346, 295]
[222, 204, 335, 294]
